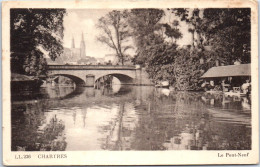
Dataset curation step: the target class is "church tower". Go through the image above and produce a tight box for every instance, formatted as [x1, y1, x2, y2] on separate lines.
[80, 32, 86, 59]
[71, 36, 75, 48]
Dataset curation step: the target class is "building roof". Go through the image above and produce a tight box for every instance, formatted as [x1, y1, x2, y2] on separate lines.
[201, 64, 251, 78]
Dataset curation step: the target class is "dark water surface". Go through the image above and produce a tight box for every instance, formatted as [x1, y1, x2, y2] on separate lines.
[11, 85, 251, 151]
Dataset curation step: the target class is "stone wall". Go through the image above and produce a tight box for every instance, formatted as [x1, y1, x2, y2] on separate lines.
[135, 68, 154, 85]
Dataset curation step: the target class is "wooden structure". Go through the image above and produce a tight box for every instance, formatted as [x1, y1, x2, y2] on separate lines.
[201, 64, 251, 95]
[201, 64, 250, 78]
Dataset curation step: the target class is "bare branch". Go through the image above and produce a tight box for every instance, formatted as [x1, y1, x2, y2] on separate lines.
[96, 10, 131, 65]
[96, 36, 116, 49]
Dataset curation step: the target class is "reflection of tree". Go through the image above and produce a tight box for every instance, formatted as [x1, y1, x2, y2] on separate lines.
[45, 86, 76, 99]
[37, 115, 66, 151]
[12, 101, 67, 151]
[100, 103, 125, 150]
[99, 102, 138, 150]
[131, 91, 251, 150]
[96, 85, 133, 97]
[114, 103, 124, 150]
[12, 86, 83, 102]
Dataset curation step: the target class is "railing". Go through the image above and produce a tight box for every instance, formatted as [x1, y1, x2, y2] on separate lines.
[48, 65, 137, 70]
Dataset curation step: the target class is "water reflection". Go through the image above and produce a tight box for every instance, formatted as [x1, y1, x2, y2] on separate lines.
[11, 101, 66, 151]
[11, 86, 251, 151]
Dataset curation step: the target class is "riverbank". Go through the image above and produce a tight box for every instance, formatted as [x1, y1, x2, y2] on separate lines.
[11, 73, 44, 91]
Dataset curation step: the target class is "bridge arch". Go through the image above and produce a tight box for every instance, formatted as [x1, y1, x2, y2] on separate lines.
[49, 74, 85, 86]
[95, 73, 134, 85]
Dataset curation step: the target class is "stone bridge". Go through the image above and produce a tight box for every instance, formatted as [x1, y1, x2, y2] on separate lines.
[47, 65, 153, 87]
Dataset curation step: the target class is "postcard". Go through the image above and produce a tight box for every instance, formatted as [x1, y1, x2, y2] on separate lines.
[2, 0, 259, 165]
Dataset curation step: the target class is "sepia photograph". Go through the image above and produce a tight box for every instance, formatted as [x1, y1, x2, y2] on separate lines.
[2, 0, 259, 165]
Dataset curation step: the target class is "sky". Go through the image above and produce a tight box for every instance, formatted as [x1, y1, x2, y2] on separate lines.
[62, 9, 192, 59]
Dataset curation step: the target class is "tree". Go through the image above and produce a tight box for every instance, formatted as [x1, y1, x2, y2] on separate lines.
[128, 9, 184, 84]
[172, 8, 251, 65]
[96, 10, 132, 65]
[128, 9, 165, 66]
[144, 41, 178, 83]
[162, 20, 183, 44]
[201, 8, 251, 64]
[170, 8, 203, 48]
[169, 8, 251, 90]
[11, 9, 66, 76]
[173, 48, 207, 90]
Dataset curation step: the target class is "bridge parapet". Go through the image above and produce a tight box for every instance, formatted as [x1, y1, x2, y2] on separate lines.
[48, 65, 137, 70]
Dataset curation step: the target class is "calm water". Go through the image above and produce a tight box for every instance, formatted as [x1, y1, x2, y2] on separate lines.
[11, 85, 251, 151]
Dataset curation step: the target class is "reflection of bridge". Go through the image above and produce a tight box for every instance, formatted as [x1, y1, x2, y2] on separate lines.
[48, 65, 153, 87]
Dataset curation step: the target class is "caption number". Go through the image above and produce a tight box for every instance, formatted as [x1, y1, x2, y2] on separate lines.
[15, 154, 31, 159]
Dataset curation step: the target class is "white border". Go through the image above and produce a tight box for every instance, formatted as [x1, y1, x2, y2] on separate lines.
[2, 0, 259, 165]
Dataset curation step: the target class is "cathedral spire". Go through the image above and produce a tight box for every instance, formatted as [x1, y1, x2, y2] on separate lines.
[80, 32, 86, 58]
[81, 32, 84, 41]
[71, 36, 75, 48]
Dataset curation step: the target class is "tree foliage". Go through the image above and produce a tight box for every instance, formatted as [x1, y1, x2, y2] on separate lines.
[128, 9, 165, 66]
[128, 9, 184, 85]
[162, 21, 183, 44]
[96, 10, 132, 65]
[171, 8, 203, 48]
[145, 42, 178, 83]
[201, 8, 251, 64]
[11, 9, 66, 76]
[130, 8, 251, 90]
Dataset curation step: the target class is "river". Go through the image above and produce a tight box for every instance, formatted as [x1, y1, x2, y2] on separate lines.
[11, 85, 251, 151]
